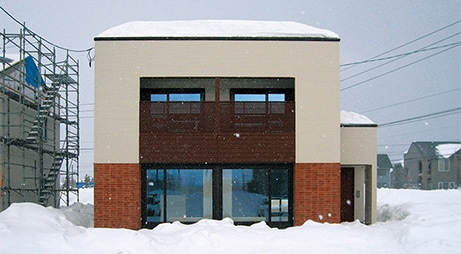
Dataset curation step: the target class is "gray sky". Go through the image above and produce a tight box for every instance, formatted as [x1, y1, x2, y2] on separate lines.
[1, 0, 460, 175]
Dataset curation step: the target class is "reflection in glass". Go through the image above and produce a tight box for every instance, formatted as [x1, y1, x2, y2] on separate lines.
[146, 169, 212, 223]
[222, 168, 289, 223]
[270, 170, 289, 222]
[223, 169, 268, 221]
[146, 169, 164, 223]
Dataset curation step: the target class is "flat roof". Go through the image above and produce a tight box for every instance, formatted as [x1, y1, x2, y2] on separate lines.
[340, 110, 377, 127]
[95, 20, 340, 41]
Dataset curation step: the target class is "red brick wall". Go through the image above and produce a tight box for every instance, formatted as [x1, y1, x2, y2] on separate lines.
[94, 163, 141, 229]
[294, 163, 341, 225]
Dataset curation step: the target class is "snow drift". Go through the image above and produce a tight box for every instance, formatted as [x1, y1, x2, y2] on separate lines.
[0, 188, 460, 253]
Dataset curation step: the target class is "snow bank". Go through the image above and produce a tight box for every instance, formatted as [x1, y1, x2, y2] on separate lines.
[0, 188, 460, 253]
[96, 20, 339, 39]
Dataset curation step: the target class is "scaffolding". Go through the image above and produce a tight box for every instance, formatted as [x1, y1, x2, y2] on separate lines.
[0, 23, 79, 210]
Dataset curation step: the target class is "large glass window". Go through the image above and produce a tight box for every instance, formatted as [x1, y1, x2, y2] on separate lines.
[222, 169, 268, 222]
[145, 168, 213, 224]
[143, 164, 292, 228]
[222, 167, 290, 223]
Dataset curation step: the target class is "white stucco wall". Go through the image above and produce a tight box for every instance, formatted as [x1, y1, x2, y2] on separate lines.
[94, 39, 340, 164]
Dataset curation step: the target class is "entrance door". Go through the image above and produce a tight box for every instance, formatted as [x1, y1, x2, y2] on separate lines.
[340, 167, 355, 222]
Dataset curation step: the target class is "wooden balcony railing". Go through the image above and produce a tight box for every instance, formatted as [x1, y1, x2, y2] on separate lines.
[140, 101, 295, 163]
[140, 101, 295, 133]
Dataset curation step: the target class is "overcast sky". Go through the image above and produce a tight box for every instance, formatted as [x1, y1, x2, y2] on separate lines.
[1, 1, 460, 175]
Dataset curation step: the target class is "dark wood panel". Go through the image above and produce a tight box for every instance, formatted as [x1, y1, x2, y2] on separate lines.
[140, 132, 294, 164]
[140, 101, 295, 164]
[140, 102, 295, 134]
[140, 133, 218, 163]
[217, 133, 295, 163]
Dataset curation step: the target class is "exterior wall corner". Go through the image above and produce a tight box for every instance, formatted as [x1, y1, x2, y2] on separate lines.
[293, 163, 341, 225]
[94, 163, 141, 229]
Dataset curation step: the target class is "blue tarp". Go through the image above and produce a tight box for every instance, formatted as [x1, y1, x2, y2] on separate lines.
[77, 182, 94, 188]
[24, 56, 45, 88]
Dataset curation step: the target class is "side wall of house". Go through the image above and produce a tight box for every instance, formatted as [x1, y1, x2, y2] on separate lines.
[404, 145, 422, 189]
[0, 94, 60, 210]
[94, 39, 340, 228]
[340, 126, 377, 224]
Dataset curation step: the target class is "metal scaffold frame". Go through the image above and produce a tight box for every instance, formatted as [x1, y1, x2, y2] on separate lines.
[0, 23, 79, 210]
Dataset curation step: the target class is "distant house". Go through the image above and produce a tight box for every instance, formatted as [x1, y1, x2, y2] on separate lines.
[93, 20, 378, 229]
[377, 154, 392, 188]
[404, 142, 461, 190]
[390, 162, 407, 189]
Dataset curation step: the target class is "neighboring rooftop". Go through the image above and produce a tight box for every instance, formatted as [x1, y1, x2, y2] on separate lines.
[95, 20, 339, 40]
[409, 141, 461, 159]
[377, 154, 394, 169]
[340, 110, 376, 126]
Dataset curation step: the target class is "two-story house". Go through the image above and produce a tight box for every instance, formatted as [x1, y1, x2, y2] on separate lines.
[93, 20, 377, 229]
[404, 141, 461, 189]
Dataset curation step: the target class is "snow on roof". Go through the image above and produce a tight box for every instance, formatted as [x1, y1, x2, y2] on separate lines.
[96, 20, 339, 40]
[436, 144, 461, 158]
[340, 110, 375, 125]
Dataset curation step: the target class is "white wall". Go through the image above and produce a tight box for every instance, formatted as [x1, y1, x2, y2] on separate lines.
[94, 39, 340, 163]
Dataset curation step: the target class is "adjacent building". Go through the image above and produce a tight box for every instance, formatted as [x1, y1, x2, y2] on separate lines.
[93, 20, 377, 229]
[404, 141, 461, 190]
[390, 162, 407, 189]
[377, 154, 393, 188]
[1, 27, 80, 210]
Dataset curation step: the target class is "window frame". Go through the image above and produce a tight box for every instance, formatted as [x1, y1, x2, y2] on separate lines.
[438, 158, 450, 172]
[140, 88, 205, 102]
[230, 88, 294, 102]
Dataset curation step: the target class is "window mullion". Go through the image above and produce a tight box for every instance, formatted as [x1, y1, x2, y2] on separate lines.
[163, 168, 167, 222]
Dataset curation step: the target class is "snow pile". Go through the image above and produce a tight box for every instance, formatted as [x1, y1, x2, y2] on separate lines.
[60, 203, 94, 228]
[436, 143, 461, 158]
[96, 20, 339, 39]
[1, 188, 460, 253]
[340, 110, 375, 125]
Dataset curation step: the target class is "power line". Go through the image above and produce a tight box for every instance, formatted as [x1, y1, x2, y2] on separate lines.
[378, 144, 409, 148]
[0, 6, 94, 53]
[340, 43, 460, 92]
[379, 107, 461, 128]
[379, 123, 461, 139]
[361, 88, 461, 114]
[341, 32, 461, 83]
[340, 19, 461, 72]
[340, 41, 461, 67]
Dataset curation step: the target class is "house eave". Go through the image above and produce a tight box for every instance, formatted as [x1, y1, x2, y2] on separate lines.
[94, 36, 340, 42]
[340, 123, 378, 128]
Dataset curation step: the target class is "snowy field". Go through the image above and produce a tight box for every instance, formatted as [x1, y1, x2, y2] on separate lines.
[0, 188, 460, 254]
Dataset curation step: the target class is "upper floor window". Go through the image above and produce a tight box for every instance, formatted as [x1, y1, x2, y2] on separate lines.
[231, 89, 293, 115]
[231, 89, 293, 102]
[142, 88, 204, 102]
[141, 89, 204, 114]
[438, 158, 450, 172]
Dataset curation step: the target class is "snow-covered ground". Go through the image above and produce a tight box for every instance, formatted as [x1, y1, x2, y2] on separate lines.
[0, 188, 460, 254]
